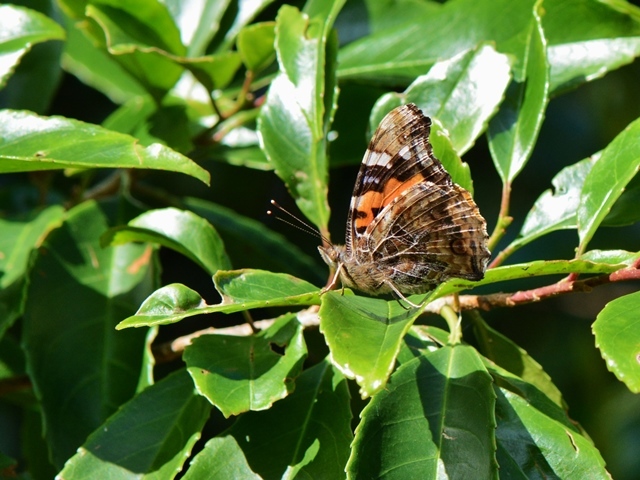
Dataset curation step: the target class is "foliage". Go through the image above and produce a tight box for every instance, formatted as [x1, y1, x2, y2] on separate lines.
[1, 0, 640, 478]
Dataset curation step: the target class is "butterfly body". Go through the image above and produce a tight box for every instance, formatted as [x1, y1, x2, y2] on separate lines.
[319, 104, 490, 298]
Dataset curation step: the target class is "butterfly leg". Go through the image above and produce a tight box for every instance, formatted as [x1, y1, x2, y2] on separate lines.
[384, 280, 425, 309]
[321, 262, 344, 294]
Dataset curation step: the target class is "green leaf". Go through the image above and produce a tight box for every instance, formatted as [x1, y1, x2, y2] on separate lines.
[577, 117, 640, 255]
[58, 369, 211, 478]
[227, 359, 352, 479]
[183, 437, 261, 480]
[184, 51, 243, 91]
[258, 1, 344, 232]
[489, 1, 549, 183]
[85, 2, 186, 98]
[0, 4, 65, 89]
[472, 315, 565, 408]
[593, 291, 640, 393]
[495, 388, 608, 478]
[580, 249, 640, 266]
[432, 258, 625, 300]
[184, 313, 307, 417]
[602, 168, 640, 226]
[61, 15, 147, 103]
[511, 155, 596, 252]
[0, 110, 210, 185]
[364, 0, 442, 34]
[102, 208, 232, 276]
[217, 0, 276, 51]
[164, 0, 233, 57]
[319, 292, 425, 397]
[23, 201, 155, 467]
[237, 22, 276, 72]
[0, 206, 64, 337]
[117, 271, 320, 329]
[338, 0, 537, 83]
[347, 346, 497, 479]
[184, 197, 323, 284]
[543, 0, 640, 93]
[374, 44, 511, 156]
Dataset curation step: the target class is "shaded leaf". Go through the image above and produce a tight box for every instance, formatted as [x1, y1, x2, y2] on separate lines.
[473, 315, 565, 408]
[0, 206, 64, 336]
[228, 359, 352, 480]
[102, 207, 232, 276]
[577, 117, 640, 254]
[23, 201, 155, 467]
[184, 197, 322, 284]
[0, 110, 210, 185]
[184, 313, 307, 417]
[347, 346, 497, 479]
[58, 369, 211, 478]
[319, 291, 425, 397]
[580, 249, 640, 266]
[495, 388, 608, 478]
[593, 291, 640, 393]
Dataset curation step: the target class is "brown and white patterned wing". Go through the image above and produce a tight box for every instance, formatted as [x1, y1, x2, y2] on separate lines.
[345, 104, 452, 256]
[368, 181, 490, 292]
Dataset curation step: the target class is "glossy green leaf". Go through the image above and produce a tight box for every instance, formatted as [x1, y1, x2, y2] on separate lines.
[593, 291, 640, 393]
[23, 201, 155, 467]
[0, 4, 65, 89]
[319, 291, 425, 397]
[489, 1, 549, 183]
[184, 198, 322, 284]
[375, 44, 511, 156]
[577, 117, 640, 255]
[164, 0, 233, 57]
[62, 16, 147, 103]
[58, 369, 211, 479]
[0, 110, 210, 184]
[544, 0, 640, 93]
[580, 249, 640, 266]
[103, 208, 232, 276]
[214, 269, 319, 303]
[227, 359, 352, 479]
[338, 0, 536, 83]
[183, 437, 261, 480]
[495, 388, 608, 478]
[473, 315, 565, 408]
[237, 22, 276, 72]
[510, 155, 596, 252]
[258, 0, 344, 232]
[431, 258, 625, 300]
[347, 345, 497, 479]
[117, 271, 320, 329]
[185, 313, 307, 417]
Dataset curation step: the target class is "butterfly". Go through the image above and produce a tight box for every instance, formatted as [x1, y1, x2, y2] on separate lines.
[318, 103, 490, 306]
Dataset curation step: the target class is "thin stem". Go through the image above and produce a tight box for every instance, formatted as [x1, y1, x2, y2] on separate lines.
[440, 304, 462, 345]
[487, 182, 513, 253]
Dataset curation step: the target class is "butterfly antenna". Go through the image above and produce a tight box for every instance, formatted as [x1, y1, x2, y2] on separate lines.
[268, 200, 331, 244]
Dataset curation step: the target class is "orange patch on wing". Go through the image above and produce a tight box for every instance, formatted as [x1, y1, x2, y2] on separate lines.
[381, 174, 423, 206]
